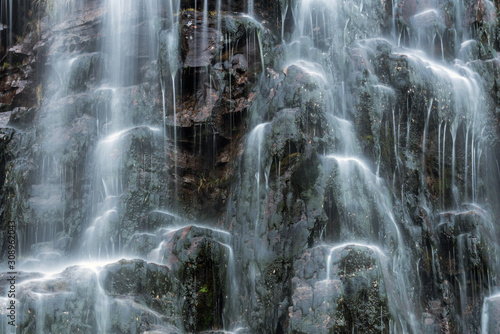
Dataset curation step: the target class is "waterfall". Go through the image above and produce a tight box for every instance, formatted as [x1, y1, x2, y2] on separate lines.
[1, 0, 499, 332]
[83, 0, 163, 261]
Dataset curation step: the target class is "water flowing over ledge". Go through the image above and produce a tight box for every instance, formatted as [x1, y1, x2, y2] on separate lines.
[0, 0, 499, 333]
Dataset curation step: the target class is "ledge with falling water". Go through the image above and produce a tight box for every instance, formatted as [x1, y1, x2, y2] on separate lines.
[0, 0, 499, 333]
[288, 242, 396, 333]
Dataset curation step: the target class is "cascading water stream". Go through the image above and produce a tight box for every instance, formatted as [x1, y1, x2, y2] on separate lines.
[246, 122, 270, 236]
[324, 155, 419, 332]
[242, 122, 271, 316]
[164, 0, 180, 211]
[83, 0, 162, 260]
[220, 242, 240, 329]
[94, 268, 110, 333]
[280, 0, 423, 330]
[248, 0, 254, 17]
[277, 0, 498, 331]
[1, 0, 500, 332]
[3, 1, 184, 331]
[422, 98, 434, 159]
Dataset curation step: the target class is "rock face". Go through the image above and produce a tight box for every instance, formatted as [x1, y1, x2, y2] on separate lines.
[289, 245, 391, 333]
[16, 260, 184, 333]
[0, 0, 499, 333]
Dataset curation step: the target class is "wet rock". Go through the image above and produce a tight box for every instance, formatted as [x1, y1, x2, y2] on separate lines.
[155, 10, 276, 221]
[67, 52, 108, 93]
[45, 1, 105, 60]
[0, 271, 43, 297]
[182, 25, 219, 68]
[7, 107, 36, 128]
[458, 39, 480, 61]
[17, 265, 99, 333]
[466, 0, 497, 26]
[102, 260, 181, 319]
[0, 33, 39, 110]
[15, 259, 185, 333]
[1, 0, 500, 333]
[124, 233, 159, 258]
[224, 57, 338, 332]
[291, 154, 320, 193]
[410, 9, 443, 29]
[157, 225, 230, 332]
[289, 245, 391, 333]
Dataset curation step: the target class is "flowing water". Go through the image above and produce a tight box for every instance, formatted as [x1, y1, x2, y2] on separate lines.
[1, 0, 499, 333]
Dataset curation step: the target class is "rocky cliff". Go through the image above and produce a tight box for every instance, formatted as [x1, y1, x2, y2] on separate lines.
[0, 0, 500, 333]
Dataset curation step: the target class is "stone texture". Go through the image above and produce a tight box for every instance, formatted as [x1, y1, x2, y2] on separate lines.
[0, 0, 499, 333]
